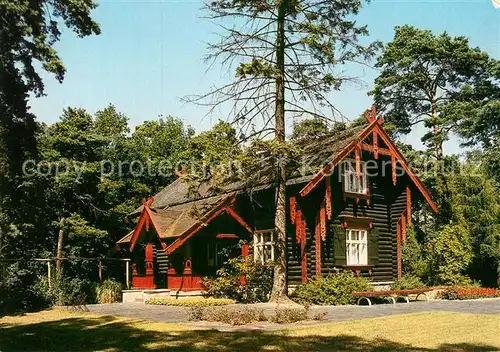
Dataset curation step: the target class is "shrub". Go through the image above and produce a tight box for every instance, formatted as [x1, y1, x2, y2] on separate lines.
[0, 263, 49, 314]
[189, 307, 267, 325]
[269, 308, 307, 324]
[145, 297, 234, 307]
[390, 274, 426, 290]
[96, 279, 122, 304]
[188, 306, 327, 325]
[402, 227, 427, 277]
[440, 287, 500, 300]
[291, 271, 372, 305]
[427, 223, 473, 286]
[35, 273, 96, 306]
[203, 256, 273, 303]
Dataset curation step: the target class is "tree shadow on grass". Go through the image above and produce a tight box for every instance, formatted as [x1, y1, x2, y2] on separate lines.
[0, 315, 496, 352]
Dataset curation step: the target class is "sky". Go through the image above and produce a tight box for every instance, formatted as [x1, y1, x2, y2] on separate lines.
[29, 0, 499, 155]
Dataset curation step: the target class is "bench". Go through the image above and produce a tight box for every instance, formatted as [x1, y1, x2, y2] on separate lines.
[352, 289, 432, 306]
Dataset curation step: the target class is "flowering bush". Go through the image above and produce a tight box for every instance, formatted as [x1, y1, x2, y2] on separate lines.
[439, 287, 500, 300]
[203, 256, 273, 303]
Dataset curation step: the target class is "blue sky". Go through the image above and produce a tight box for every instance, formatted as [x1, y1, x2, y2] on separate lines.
[30, 0, 499, 154]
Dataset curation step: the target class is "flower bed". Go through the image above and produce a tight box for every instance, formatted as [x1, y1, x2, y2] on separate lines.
[145, 297, 234, 307]
[439, 287, 500, 300]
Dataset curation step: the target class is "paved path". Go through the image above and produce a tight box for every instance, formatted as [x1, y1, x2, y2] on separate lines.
[87, 298, 500, 327]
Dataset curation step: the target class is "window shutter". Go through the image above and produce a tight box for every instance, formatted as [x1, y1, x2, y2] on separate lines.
[332, 224, 346, 265]
[368, 227, 379, 266]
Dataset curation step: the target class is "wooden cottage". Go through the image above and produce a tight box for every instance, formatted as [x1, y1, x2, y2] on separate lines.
[117, 111, 438, 291]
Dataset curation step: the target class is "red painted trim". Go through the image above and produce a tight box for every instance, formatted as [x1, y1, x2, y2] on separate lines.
[216, 233, 239, 239]
[130, 197, 163, 252]
[290, 197, 296, 224]
[325, 176, 332, 220]
[300, 211, 307, 283]
[355, 143, 361, 179]
[298, 119, 438, 213]
[315, 215, 321, 277]
[370, 105, 377, 122]
[341, 218, 372, 229]
[397, 220, 402, 280]
[299, 121, 379, 197]
[401, 213, 407, 243]
[242, 243, 249, 258]
[129, 211, 147, 252]
[392, 155, 397, 186]
[145, 243, 154, 275]
[359, 143, 391, 156]
[406, 186, 412, 227]
[132, 275, 156, 289]
[296, 208, 302, 243]
[225, 206, 254, 234]
[320, 202, 326, 241]
[373, 130, 379, 159]
[373, 124, 438, 212]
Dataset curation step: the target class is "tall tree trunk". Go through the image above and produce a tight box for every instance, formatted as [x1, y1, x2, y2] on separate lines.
[56, 218, 64, 274]
[430, 99, 443, 160]
[270, 0, 289, 302]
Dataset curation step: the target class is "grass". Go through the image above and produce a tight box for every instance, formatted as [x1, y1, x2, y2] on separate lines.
[0, 309, 498, 351]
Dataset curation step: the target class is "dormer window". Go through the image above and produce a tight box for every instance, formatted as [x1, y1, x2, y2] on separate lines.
[343, 159, 367, 194]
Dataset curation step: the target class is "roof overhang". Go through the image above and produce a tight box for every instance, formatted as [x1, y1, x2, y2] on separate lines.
[164, 193, 254, 255]
[299, 119, 438, 213]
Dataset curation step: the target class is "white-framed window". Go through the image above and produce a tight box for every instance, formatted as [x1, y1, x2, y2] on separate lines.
[346, 229, 368, 265]
[253, 230, 275, 264]
[343, 159, 367, 194]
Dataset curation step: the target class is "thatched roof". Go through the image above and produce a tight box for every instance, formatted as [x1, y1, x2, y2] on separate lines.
[130, 125, 364, 214]
[118, 124, 366, 244]
[117, 194, 229, 242]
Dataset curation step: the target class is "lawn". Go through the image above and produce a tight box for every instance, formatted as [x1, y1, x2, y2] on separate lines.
[0, 309, 498, 351]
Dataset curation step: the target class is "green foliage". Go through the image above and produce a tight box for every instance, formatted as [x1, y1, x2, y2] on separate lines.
[0, 0, 100, 174]
[203, 256, 273, 303]
[0, 262, 49, 314]
[291, 271, 372, 305]
[390, 275, 426, 291]
[371, 25, 497, 159]
[146, 297, 234, 307]
[402, 227, 427, 278]
[446, 160, 500, 287]
[36, 273, 96, 306]
[427, 223, 473, 286]
[96, 279, 122, 304]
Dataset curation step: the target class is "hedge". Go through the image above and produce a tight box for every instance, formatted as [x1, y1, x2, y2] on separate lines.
[145, 297, 234, 307]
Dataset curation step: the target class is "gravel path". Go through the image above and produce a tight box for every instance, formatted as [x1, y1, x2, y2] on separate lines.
[86, 298, 500, 327]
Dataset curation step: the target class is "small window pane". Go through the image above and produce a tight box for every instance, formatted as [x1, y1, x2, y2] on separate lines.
[254, 231, 275, 264]
[345, 229, 368, 265]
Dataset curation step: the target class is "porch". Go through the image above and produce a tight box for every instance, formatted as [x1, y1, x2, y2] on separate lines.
[130, 235, 250, 291]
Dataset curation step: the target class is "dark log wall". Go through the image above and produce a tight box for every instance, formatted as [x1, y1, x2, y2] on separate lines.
[286, 156, 410, 286]
[390, 183, 408, 279]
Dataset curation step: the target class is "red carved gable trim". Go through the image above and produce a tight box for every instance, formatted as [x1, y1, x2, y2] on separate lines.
[298, 113, 438, 213]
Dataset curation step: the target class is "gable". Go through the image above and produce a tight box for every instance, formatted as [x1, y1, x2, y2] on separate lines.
[298, 118, 438, 213]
